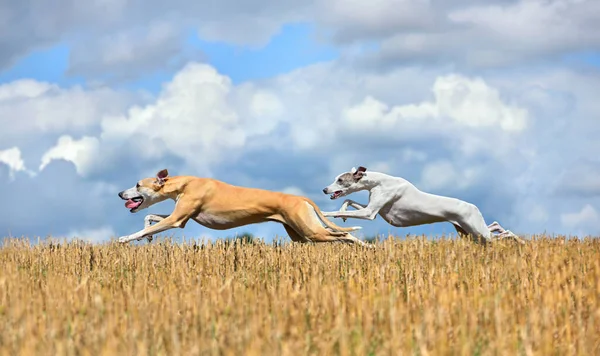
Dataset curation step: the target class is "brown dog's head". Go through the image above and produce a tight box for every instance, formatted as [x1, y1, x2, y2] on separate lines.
[322, 166, 367, 200]
[118, 169, 170, 213]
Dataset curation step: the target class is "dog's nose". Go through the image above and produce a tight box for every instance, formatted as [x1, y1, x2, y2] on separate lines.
[322, 188, 328, 194]
[118, 191, 123, 198]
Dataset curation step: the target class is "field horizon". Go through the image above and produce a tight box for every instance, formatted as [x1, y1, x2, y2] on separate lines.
[1, 235, 599, 355]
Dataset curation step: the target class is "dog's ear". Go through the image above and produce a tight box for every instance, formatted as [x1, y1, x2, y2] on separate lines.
[350, 167, 357, 174]
[155, 169, 169, 187]
[353, 166, 367, 180]
[157, 169, 169, 179]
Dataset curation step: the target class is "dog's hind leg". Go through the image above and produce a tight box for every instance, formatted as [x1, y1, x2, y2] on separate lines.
[487, 221, 506, 233]
[312, 231, 372, 246]
[496, 230, 526, 244]
[282, 224, 309, 243]
[452, 224, 470, 240]
[284, 202, 370, 247]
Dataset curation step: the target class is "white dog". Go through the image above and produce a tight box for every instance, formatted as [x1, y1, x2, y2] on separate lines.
[322, 166, 524, 244]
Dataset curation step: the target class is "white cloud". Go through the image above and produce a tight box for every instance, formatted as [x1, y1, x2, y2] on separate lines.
[341, 74, 528, 136]
[281, 186, 306, 196]
[96, 63, 283, 175]
[3, 0, 599, 78]
[401, 149, 427, 163]
[0, 54, 599, 239]
[0, 79, 136, 140]
[56, 63, 528, 181]
[449, 0, 600, 58]
[0, 147, 28, 180]
[315, 0, 435, 43]
[0, 0, 309, 75]
[367, 162, 391, 174]
[39, 136, 101, 176]
[420, 160, 482, 192]
[561, 204, 598, 229]
[68, 22, 185, 78]
[67, 226, 116, 243]
[340, 0, 600, 69]
[1, 0, 599, 242]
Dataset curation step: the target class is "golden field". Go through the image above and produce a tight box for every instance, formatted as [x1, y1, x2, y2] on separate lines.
[1, 235, 599, 356]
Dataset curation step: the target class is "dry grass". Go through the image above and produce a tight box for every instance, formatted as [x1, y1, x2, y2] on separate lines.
[1, 235, 599, 356]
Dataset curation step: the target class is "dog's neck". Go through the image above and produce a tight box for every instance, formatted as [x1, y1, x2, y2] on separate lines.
[358, 171, 395, 190]
[158, 176, 189, 200]
[357, 172, 385, 189]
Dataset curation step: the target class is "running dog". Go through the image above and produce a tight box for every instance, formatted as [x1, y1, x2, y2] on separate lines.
[321, 166, 524, 244]
[117, 169, 369, 246]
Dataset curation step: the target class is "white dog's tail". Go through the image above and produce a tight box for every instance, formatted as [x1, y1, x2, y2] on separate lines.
[304, 200, 362, 232]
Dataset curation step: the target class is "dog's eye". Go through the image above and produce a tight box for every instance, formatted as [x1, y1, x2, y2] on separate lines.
[136, 183, 140, 188]
[337, 179, 342, 183]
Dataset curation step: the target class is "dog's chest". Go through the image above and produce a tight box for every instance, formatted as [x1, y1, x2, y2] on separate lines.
[194, 213, 232, 226]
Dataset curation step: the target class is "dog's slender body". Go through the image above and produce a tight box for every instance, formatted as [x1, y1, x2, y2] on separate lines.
[117, 169, 369, 246]
[322, 166, 524, 244]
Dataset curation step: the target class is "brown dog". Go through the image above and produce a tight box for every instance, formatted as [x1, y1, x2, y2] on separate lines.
[117, 169, 369, 246]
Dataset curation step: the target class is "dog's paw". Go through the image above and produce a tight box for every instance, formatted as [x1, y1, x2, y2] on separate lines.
[118, 236, 130, 244]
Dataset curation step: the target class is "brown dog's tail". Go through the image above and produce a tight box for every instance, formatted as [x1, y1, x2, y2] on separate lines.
[303, 199, 362, 232]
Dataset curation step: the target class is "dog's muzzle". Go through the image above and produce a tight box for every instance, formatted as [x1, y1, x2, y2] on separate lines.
[322, 188, 328, 194]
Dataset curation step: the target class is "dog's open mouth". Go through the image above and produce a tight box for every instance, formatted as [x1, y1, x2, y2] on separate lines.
[330, 191, 343, 200]
[124, 196, 144, 212]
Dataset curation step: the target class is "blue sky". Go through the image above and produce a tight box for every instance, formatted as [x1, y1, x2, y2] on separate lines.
[1, 0, 599, 244]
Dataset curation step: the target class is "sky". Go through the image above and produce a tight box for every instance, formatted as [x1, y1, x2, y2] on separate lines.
[0, 0, 599, 243]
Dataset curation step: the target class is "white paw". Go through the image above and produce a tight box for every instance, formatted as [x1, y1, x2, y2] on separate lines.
[118, 236, 130, 244]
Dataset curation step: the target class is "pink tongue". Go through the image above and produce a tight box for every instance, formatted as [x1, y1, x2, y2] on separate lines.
[125, 199, 140, 209]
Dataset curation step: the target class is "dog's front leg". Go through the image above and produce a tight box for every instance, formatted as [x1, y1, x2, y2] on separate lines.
[322, 200, 367, 222]
[322, 199, 366, 217]
[339, 199, 367, 222]
[143, 214, 169, 242]
[325, 197, 386, 221]
[118, 199, 200, 244]
[118, 213, 191, 244]
[330, 209, 378, 221]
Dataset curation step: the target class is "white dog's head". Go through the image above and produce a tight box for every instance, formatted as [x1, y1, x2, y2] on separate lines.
[322, 166, 367, 200]
[118, 169, 170, 213]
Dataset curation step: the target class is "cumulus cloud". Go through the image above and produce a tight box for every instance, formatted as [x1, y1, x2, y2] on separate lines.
[561, 204, 598, 233]
[93, 63, 287, 176]
[39, 136, 100, 176]
[0, 147, 28, 180]
[57, 63, 530, 185]
[68, 21, 199, 81]
[1, 0, 599, 244]
[342, 74, 528, 134]
[6, 0, 599, 80]
[0, 45, 599, 240]
[329, 0, 600, 69]
[66, 226, 116, 243]
[420, 160, 482, 192]
[281, 186, 306, 196]
[0, 79, 137, 143]
[315, 0, 436, 43]
[0, 0, 309, 77]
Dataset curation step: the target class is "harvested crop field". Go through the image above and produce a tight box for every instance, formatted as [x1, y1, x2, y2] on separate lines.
[1, 236, 599, 355]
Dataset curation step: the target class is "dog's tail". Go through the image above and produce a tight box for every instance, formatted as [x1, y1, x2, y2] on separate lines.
[303, 199, 363, 232]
